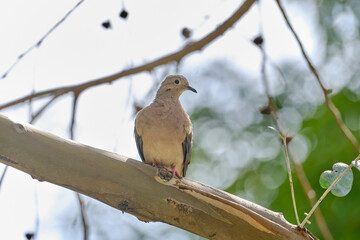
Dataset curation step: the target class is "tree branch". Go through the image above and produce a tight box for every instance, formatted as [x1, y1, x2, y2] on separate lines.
[29, 94, 62, 124]
[300, 154, 360, 228]
[292, 161, 334, 240]
[255, 37, 333, 239]
[0, 165, 8, 192]
[274, 0, 355, 237]
[257, 40, 299, 225]
[0, 113, 316, 240]
[76, 193, 88, 240]
[0, 0, 257, 111]
[275, 0, 360, 152]
[1, 0, 86, 79]
[70, 92, 80, 140]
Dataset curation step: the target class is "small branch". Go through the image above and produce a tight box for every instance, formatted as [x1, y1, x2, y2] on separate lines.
[280, 133, 300, 225]
[0, 87, 72, 110]
[292, 163, 334, 240]
[0, 0, 257, 111]
[258, 37, 300, 225]
[274, 0, 326, 91]
[275, 0, 360, 152]
[69, 92, 87, 240]
[76, 193, 88, 240]
[70, 92, 80, 140]
[0, 165, 8, 192]
[255, 35, 332, 238]
[275, 0, 359, 231]
[1, 0, 86, 79]
[300, 154, 360, 228]
[30, 94, 62, 124]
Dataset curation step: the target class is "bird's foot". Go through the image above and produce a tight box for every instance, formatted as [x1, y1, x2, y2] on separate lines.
[164, 165, 182, 179]
[158, 168, 173, 181]
[147, 162, 182, 179]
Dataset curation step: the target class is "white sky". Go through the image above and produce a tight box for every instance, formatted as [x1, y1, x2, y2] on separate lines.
[0, 0, 318, 239]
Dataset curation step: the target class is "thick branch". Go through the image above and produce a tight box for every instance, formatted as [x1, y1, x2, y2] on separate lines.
[0, 113, 316, 240]
[0, 0, 256, 110]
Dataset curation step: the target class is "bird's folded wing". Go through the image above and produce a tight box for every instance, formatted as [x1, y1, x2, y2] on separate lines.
[182, 132, 192, 176]
[134, 126, 145, 162]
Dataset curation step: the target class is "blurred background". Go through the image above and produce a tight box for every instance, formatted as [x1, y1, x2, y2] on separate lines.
[1, 0, 360, 239]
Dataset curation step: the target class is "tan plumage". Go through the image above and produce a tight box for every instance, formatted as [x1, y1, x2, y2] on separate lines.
[134, 75, 197, 177]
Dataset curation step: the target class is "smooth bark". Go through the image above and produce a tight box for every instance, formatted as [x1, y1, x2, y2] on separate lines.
[0, 114, 316, 239]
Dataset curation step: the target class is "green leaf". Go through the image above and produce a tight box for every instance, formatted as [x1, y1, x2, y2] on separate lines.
[319, 162, 353, 197]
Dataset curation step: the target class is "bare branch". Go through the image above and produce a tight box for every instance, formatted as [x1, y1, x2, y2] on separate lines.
[274, 0, 355, 236]
[0, 87, 72, 110]
[280, 132, 300, 225]
[254, 35, 333, 239]
[0, 165, 8, 192]
[258, 38, 300, 225]
[0, 0, 257, 111]
[0, 113, 316, 240]
[275, 0, 360, 152]
[1, 0, 86, 79]
[292, 162, 334, 240]
[70, 92, 80, 140]
[76, 193, 88, 240]
[69, 92, 87, 239]
[30, 94, 62, 124]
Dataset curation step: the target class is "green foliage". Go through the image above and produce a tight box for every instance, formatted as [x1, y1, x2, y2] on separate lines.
[319, 162, 353, 197]
[190, 88, 360, 239]
[187, 0, 360, 237]
[266, 91, 360, 239]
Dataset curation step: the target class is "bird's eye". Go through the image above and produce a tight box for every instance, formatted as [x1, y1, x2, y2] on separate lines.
[174, 79, 180, 84]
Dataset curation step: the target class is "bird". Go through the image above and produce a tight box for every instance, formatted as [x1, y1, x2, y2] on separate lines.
[134, 75, 197, 178]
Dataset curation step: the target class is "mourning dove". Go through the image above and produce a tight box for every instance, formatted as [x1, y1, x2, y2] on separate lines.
[134, 75, 197, 178]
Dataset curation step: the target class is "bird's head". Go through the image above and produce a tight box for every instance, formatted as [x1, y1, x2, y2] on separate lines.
[155, 75, 197, 99]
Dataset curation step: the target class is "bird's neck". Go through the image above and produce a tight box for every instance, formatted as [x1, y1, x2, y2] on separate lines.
[154, 95, 181, 105]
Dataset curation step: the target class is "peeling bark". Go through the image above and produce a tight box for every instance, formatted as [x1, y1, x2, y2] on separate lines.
[0, 114, 316, 240]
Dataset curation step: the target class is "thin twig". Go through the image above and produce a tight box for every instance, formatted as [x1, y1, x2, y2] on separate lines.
[70, 92, 80, 140]
[292, 162, 334, 240]
[30, 94, 62, 124]
[300, 154, 360, 227]
[28, 90, 35, 123]
[1, 0, 86, 79]
[258, 41, 300, 225]
[255, 34, 333, 238]
[76, 193, 88, 240]
[280, 133, 300, 225]
[275, 0, 360, 152]
[0, 0, 257, 111]
[0, 165, 8, 192]
[275, 0, 359, 232]
[70, 93, 87, 240]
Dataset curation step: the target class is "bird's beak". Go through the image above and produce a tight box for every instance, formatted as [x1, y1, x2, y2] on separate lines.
[186, 85, 197, 93]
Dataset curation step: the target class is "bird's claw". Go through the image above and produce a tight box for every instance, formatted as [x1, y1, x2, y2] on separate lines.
[164, 165, 182, 179]
[147, 162, 182, 178]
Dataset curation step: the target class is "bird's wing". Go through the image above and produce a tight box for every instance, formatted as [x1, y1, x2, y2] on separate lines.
[182, 132, 192, 177]
[134, 125, 145, 162]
